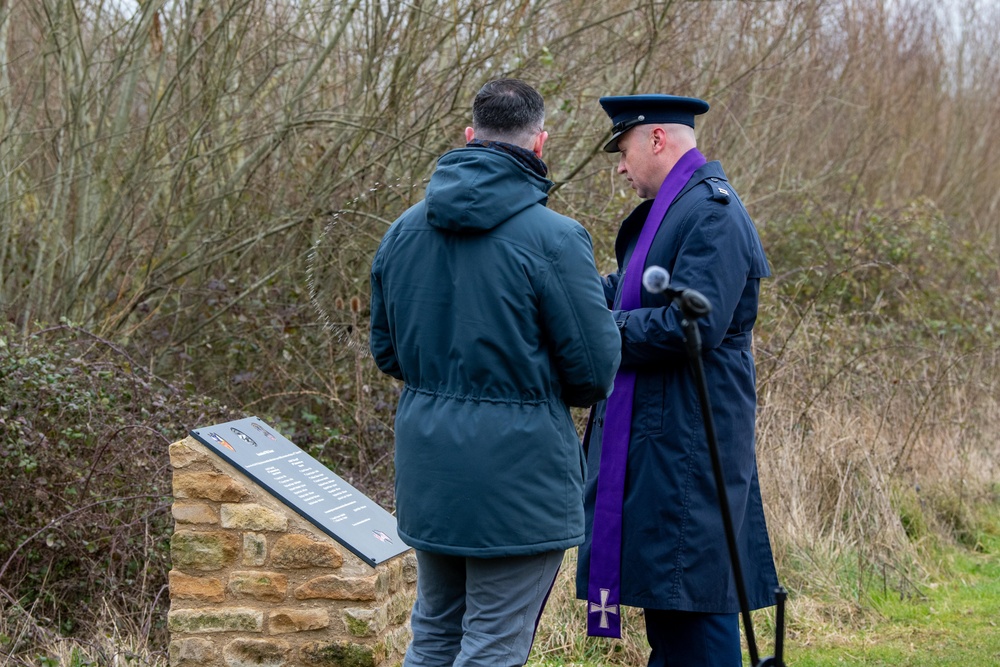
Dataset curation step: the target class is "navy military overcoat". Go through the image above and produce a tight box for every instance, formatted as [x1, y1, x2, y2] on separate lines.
[575, 160, 779, 613]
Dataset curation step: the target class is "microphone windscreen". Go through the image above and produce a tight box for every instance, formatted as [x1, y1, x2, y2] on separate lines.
[642, 265, 670, 294]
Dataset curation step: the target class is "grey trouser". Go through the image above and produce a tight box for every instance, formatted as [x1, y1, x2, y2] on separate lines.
[403, 548, 564, 667]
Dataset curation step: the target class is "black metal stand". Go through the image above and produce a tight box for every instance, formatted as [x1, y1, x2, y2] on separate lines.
[650, 273, 787, 666]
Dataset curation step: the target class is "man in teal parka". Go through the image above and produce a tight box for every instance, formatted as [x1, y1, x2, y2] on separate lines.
[575, 95, 778, 666]
[369, 79, 621, 667]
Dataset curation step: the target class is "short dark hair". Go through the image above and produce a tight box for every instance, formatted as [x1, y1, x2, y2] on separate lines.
[472, 79, 545, 146]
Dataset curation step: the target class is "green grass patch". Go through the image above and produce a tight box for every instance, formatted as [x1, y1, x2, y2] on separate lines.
[777, 502, 1000, 666]
[786, 546, 1000, 665]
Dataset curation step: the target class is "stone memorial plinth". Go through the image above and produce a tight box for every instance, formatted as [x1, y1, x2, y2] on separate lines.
[168, 435, 415, 667]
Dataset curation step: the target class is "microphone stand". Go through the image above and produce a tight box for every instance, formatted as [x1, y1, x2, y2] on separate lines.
[657, 283, 787, 667]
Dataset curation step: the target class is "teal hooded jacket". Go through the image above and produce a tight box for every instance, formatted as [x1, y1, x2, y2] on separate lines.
[369, 146, 621, 557]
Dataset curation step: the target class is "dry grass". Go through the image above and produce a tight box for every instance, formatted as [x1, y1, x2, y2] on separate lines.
[530, 550, 648, 667]
[1, 596, 169, 667]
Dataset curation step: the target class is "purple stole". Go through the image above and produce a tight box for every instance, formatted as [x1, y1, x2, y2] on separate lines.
[586, 147, 706, 638]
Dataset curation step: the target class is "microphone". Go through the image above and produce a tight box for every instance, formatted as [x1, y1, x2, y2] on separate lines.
[641, 265, 712, 319]
[642, 265, 671, 294]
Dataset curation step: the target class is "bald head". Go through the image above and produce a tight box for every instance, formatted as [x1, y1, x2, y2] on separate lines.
[660, 124, 697, 150]
[613, 123, 699, 199]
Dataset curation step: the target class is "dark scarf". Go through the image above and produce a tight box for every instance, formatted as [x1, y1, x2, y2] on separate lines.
[466, 138, 549, 178]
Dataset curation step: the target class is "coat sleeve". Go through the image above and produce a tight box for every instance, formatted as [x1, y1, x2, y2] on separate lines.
[601, 272, 620, 307]
[369, 240, 403, 380]
[615, 202, 754, 368]
[539, 225, 622, 407]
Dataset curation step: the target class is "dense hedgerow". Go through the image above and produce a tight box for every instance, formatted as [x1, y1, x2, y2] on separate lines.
[759, 198, 998, 348]
[0, 325, 239, 642]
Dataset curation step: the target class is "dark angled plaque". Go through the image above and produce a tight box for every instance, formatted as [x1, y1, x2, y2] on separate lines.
[189, 416, 408, 567]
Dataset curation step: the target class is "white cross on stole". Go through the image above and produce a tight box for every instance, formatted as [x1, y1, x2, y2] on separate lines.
[589, 588, 619, 629]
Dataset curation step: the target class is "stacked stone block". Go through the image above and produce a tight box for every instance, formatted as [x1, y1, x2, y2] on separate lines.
[168, 436, 416, 667]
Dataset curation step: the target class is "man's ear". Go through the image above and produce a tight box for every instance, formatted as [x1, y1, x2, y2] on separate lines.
[649, 126, 668, 154]
[465, 127, 475, 143]
[533, 130, 549, 158]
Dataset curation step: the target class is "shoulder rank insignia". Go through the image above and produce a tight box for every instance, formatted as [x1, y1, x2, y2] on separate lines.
[707, 177, 731, 204]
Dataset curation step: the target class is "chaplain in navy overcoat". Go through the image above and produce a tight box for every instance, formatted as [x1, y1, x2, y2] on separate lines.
[575, 94, 779, 667]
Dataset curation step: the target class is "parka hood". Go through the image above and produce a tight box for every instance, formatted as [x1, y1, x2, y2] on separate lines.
[424, 147, 553, 233]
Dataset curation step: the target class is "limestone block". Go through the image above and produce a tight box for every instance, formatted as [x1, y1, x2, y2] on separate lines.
[168, 607, 264, 634]
[171, 530, 240, 571]
[173, 501, 220, 525]
[243, 533, 268, 566]
[401, 552, 417, 584]
[169, 571, 226, 603]
[335, 554, 378, 579]
[268, 608, 330, 634]
[294, 574, 377, 601]
[221, 503, 289, 532]
[386, 590, 415, 626]
[342, 607, 386, 638]
[222, 637, 290, 667]
[299, 640, 380, 667]
[169, 440, 210, 469]
[385, 625, 412, 659]
[381, 623, 402, 659]
[169, 636, 218, 665]
[174, 471, 252, 502]
[374, 569, 391, 600]
[228, 571, 289, 602]
[271, 534, 344, 569]
[386, 558, 403, 594]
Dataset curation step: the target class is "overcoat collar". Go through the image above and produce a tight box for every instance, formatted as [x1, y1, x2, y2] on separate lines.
[614, 160, 727, 267]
